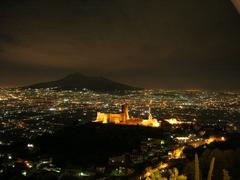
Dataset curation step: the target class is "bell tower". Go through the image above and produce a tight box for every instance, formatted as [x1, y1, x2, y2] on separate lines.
[122, 104, 129, 121]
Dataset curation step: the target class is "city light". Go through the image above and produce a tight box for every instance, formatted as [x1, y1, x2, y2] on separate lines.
[0, 88, 238, 179]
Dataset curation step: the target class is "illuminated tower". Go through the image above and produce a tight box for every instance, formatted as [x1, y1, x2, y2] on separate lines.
[148, 100, 153, 120]
[148, 106, 153, 120]
[122, 104, 129, 121]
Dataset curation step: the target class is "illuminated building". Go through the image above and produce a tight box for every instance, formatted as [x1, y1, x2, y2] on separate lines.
[96, 104, 129, 124]
[95, 104, 160, 127]
[165, 118, 192, 125]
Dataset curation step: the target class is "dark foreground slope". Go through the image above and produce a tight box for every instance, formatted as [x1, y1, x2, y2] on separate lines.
[35, 123, 167, 167]
[26, 73, 140, 91]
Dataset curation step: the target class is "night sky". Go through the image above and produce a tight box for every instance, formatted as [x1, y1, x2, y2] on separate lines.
[0, 0, 240, 89]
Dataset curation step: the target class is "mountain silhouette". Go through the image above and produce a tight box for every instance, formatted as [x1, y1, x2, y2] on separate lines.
[26, 73, 140, 91]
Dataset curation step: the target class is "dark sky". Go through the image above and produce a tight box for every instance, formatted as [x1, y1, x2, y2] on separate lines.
[0, 0, 240, 89]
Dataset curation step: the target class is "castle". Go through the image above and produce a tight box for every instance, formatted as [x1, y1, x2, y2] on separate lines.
[95, 104, 160, 127]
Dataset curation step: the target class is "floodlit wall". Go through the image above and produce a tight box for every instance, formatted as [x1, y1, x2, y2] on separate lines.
[96, 112, 126, 124]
